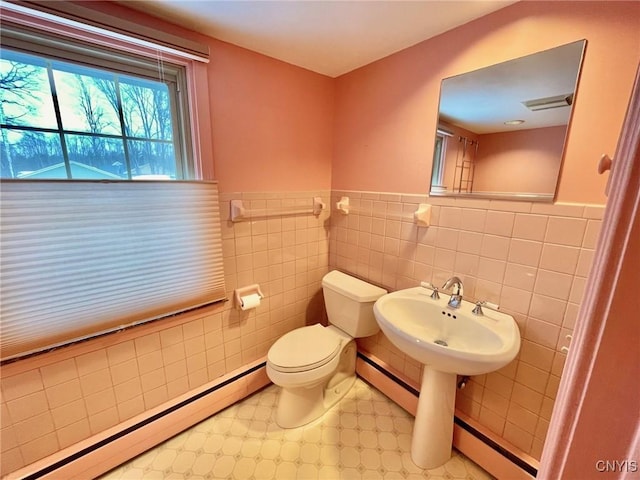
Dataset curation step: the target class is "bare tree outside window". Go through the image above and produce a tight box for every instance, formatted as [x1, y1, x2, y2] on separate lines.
[0, 60, 47, 177]
[0, 48, 179, 180]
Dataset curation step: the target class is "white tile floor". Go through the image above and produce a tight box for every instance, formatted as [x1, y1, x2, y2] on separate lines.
[100, 379, 494, 480]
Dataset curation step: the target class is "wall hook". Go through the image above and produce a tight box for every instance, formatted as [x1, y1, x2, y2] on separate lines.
[598, 154, 613, 174]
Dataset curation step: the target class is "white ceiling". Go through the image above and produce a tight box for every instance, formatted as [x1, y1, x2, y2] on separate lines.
[119, 0, 517, 78]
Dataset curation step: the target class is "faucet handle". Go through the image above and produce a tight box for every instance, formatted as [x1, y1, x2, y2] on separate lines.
[472, 301, 500, 316]
[420, 281, 440, 299]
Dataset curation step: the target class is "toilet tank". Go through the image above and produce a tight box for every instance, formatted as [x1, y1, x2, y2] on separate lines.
[322, 270, 387, 338]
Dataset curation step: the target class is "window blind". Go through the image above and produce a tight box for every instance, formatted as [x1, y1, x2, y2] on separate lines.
[0, 180, 226, 361]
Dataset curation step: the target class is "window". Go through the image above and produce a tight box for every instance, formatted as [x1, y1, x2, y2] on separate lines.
[431, 128, 452, 188]
[1, 23, 192, 180]
[0, 5, 224, 362]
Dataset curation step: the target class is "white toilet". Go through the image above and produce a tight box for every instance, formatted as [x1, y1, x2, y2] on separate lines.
[266, 270, 387, 428]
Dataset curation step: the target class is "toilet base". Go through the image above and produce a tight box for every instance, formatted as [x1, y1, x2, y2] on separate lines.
[275, 373, 356, 428]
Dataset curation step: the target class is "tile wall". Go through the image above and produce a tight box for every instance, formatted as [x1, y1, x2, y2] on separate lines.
[329, 190, 604, 460]
[0, 187, 604, 474]
[0, 190, 331, 477]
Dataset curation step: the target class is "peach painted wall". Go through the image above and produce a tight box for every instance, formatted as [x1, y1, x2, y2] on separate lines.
[539, 63, 640, 480]
[81, 2, 335, 193]
[1, 3, 334, 476]
[207, 41, 334, 192]
[473, 126, 566, 195]
[332, 1, 640, 204]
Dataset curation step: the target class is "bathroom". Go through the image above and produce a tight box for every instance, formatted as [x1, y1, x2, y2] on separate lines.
[0, 1, 638, 479]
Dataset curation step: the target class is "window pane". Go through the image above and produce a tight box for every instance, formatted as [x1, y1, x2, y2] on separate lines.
[128, 139, 176, 179]
[0, 51, 57, 129]
[120, 78, 173, 141]
[0, 31, 189, 181]
[1, 128, 64, 178]
[65, 134, 126, 179]
[54, 67, 121, 136]
[431, 135, 444, 186]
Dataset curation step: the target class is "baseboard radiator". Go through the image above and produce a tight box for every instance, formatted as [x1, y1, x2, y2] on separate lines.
[7, 360, 271, 480]
[356, 352, 538, 479]
[8, 354, 538, 480]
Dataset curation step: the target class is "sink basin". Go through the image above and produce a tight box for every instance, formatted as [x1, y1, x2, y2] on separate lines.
[373, 286, 521, 469]
[373, 286, 520, 375]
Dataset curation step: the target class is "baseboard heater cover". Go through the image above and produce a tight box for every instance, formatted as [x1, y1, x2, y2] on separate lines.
[356, 352, 538, 478]
[21, 362, 267, 480]
[18, 355, 537, 479]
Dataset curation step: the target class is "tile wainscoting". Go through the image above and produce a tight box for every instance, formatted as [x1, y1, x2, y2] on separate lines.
[329, 190, 604, 460]
[0, 187, 603, 476]
[0, 190, 331, 477]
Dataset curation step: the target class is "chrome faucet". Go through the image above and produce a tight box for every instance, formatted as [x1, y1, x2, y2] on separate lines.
[442, 276, 464, 309]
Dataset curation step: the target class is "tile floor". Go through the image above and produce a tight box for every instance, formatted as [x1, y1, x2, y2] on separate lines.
[100, 379, 494, 479]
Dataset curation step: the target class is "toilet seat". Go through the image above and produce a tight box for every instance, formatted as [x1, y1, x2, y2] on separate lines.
[268, 324, 342, 373]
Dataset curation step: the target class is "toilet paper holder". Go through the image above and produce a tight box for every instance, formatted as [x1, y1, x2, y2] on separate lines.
[234, 284, 265, 310]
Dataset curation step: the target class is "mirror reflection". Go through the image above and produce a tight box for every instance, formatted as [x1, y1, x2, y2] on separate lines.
[430, 40, 586, 201]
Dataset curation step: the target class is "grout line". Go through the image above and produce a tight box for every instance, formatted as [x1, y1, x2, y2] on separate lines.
[21, 362, 266, 480]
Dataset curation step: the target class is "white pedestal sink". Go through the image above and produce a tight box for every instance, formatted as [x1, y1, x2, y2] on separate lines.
[373, 286, 521, 469]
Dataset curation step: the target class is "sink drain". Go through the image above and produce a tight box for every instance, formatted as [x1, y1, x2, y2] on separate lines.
[434, 339, 448, 347]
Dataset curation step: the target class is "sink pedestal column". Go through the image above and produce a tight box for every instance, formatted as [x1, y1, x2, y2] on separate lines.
[411, 367, 456, 469]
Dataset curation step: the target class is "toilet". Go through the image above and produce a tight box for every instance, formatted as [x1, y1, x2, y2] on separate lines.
[266, 270, 387, 428]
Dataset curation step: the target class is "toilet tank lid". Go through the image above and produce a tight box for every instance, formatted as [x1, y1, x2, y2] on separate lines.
[322, 270, 387, 302]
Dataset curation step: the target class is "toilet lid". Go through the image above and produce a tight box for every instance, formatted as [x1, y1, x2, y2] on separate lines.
[268, 324, 341, 373]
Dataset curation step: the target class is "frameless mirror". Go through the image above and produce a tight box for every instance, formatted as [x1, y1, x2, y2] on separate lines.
[430, 40, 586, 202]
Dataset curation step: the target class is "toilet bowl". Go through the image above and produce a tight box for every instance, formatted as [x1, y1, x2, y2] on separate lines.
[266, 270, 387, 428]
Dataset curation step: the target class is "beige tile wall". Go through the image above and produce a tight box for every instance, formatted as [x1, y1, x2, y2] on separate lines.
[0, 186, 603, 474]
[329, 190, 604, 460]
[0, 190, 330, 477]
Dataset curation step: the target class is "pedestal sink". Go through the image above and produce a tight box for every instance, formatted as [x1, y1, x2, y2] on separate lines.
[373, 286, 520, 469]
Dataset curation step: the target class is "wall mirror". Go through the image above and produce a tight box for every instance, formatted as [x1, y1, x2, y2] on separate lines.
[430, 40, 586, 202]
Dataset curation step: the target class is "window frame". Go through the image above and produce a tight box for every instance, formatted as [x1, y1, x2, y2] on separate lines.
[0, 5, 221, 362]
[431, 128, 452, 188]
[0, 21, 196, 180]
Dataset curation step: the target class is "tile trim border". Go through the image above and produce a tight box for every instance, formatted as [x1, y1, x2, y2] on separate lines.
[332, 189, 606, 219]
